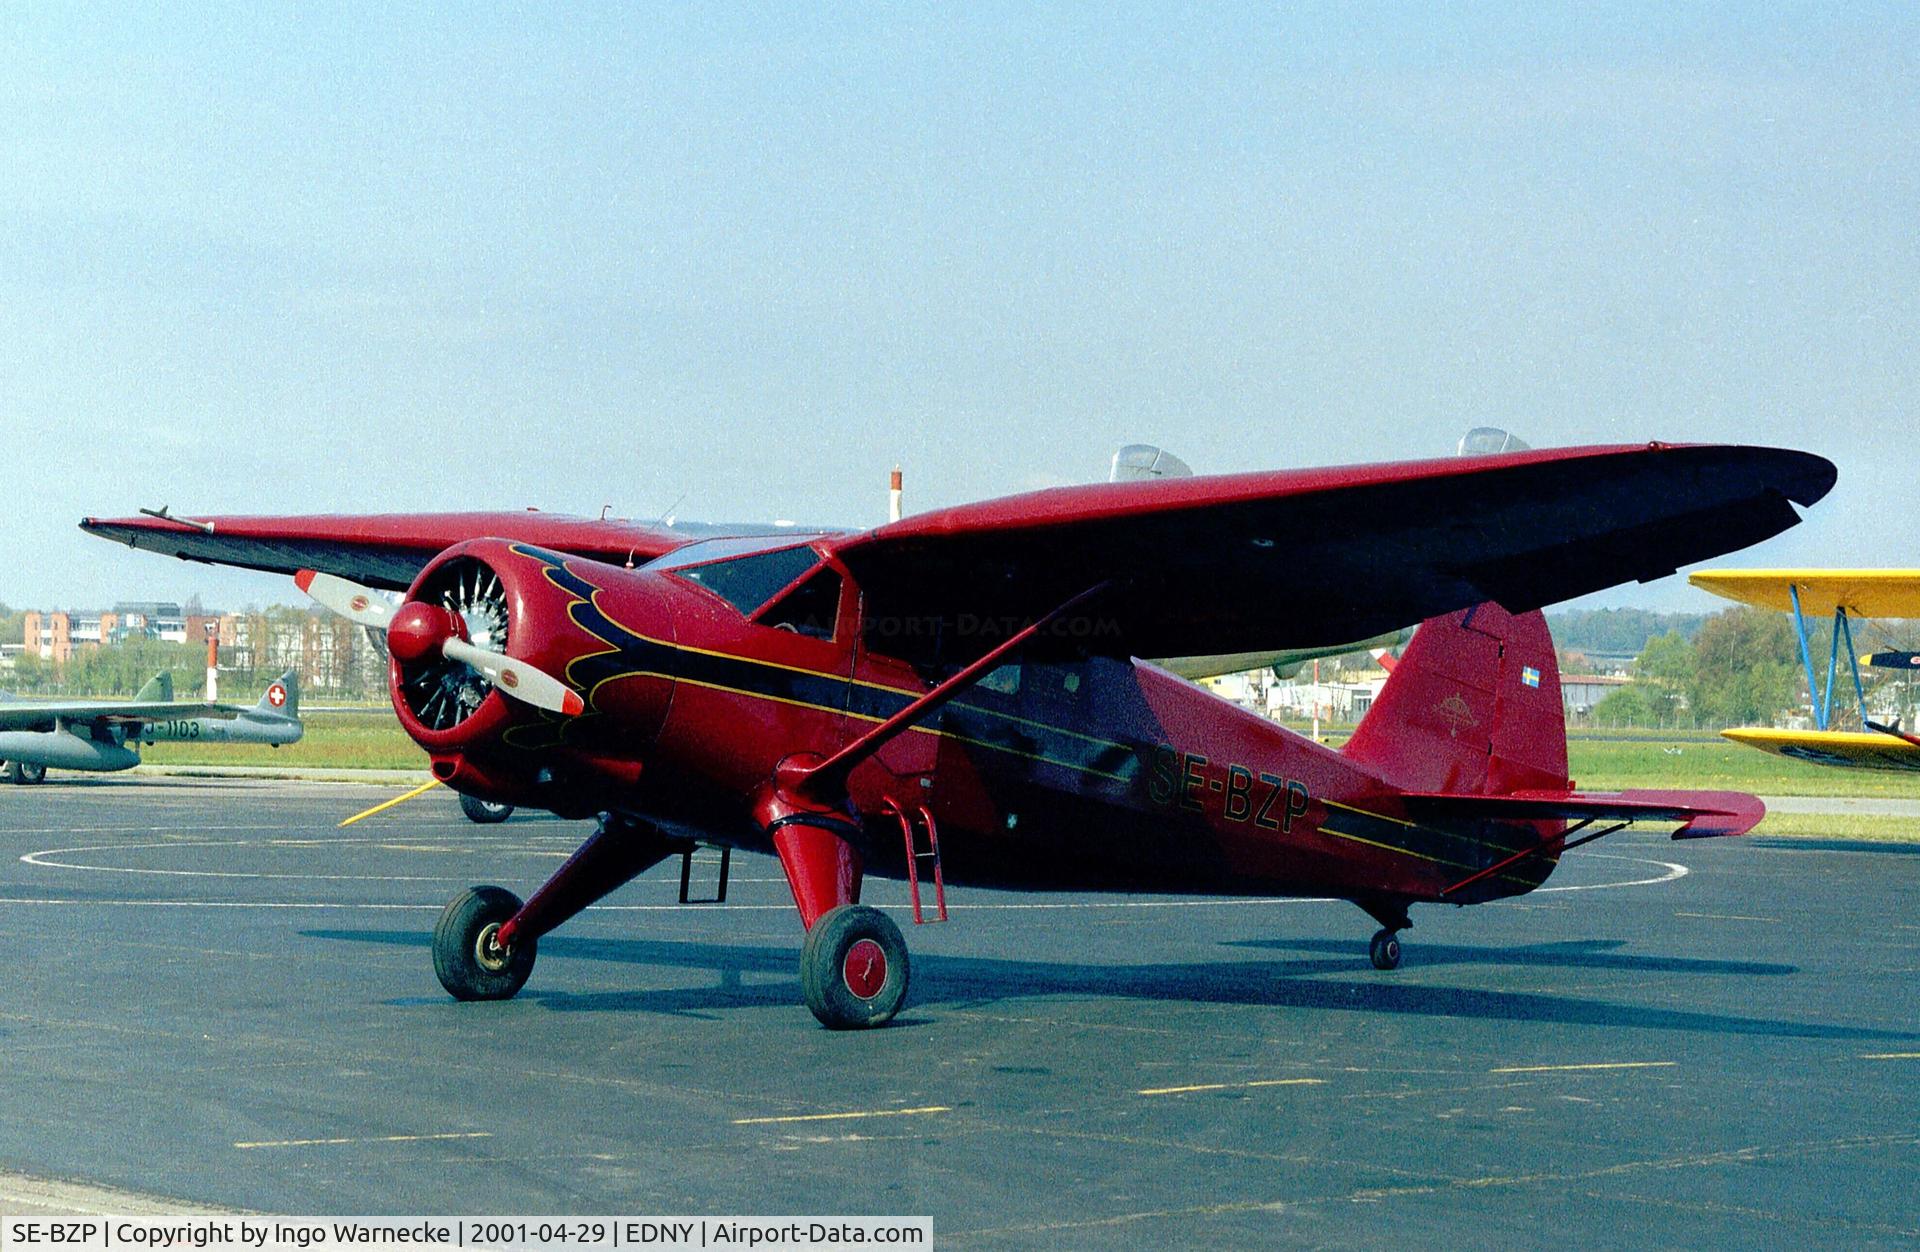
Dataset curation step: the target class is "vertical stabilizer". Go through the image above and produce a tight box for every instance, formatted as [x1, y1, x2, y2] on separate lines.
[1343, 603, 1568, 796]
[254, 670, 299, 719]
[134, 672, 174, 703]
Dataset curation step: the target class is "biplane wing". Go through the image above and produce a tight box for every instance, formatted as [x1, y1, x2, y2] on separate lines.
[1689, 569, 1920, 618]
[1692, 568, 1920, 764]
[1719, 727, 1920, 773]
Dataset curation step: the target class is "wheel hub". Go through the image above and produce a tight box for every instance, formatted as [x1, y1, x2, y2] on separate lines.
[842, 938, 887, 1000]
[474, 921, 512, 972]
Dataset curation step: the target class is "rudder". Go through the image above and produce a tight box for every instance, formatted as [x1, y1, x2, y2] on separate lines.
[1344, 603, 1568, 797]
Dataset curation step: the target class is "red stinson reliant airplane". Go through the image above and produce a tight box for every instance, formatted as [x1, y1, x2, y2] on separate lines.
[84, 443, 1834, 1028]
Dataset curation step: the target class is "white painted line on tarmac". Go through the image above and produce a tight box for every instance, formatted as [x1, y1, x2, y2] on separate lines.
[234, 1131, 492, 1149]
[1490, 1061, 1676, 1074]
[1137, 1078, 1326, 1096]
[733, 1107, 949, 1126]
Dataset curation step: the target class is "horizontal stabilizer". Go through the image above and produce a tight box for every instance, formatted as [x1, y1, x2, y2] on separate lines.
[1401, 789, 1765, 839]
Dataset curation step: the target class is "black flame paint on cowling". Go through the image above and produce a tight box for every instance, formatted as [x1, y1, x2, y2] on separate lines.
[395, 555, 511, 732]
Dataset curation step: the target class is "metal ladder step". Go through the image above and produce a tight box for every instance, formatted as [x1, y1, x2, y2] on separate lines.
[890, 799, 948, 924]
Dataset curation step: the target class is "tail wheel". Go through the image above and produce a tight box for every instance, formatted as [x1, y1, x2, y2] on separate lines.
[459, 793, 514, 824]
[433, 885, 536, 1000]
[799, 904, 909, 1030]
[1369, 928, 1402, 971]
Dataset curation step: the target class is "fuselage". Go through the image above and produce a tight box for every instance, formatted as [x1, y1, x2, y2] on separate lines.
[0, 711, 300, 774]
[431, 542, 1560, 910]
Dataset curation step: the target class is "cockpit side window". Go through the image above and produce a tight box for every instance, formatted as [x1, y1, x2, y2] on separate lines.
[673, 544, 821, 616]
[757, 567, 844, 640]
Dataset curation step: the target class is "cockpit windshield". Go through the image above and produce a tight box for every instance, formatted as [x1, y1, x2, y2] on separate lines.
[658, 538, 826, 617]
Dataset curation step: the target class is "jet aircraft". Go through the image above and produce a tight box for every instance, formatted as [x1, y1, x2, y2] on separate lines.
[85, 442, 1832, 1027]
[0, 670, 302, 783]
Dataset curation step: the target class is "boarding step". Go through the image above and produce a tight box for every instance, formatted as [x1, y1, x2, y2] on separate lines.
[887, 797, 948, 924]
[677, 843, 731, 904]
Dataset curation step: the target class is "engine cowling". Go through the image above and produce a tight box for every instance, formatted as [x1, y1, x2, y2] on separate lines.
[388, 540, 676, 814]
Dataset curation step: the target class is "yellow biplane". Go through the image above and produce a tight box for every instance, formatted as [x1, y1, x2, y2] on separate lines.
[1689, 570, 1920, 771]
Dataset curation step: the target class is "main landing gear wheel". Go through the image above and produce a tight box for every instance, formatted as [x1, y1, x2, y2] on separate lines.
[433, 885, 536, 1001]
[1369, 928, 1403, 971]
[799, 904, 910, 1030]
[459, 793, 514, 824]
[4, 761, 45, 785]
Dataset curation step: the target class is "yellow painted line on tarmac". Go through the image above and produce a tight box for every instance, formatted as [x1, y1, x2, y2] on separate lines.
[1491, 1061, 1676, 1074]
[338, 778, 442, 828]
[235, 1131, 491, 1149]
[1137, 1078, 1327, 1096]
[732, 1106, 950, 1126]
[1860, 1052, 1920, 1060]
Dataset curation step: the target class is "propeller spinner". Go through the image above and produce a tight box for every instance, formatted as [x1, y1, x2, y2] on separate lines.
[295, 568, 584, 719]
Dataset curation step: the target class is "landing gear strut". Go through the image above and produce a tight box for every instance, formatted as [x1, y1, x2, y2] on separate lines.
[431, 812, 681, 1002]
[760, 790, 910, 1031]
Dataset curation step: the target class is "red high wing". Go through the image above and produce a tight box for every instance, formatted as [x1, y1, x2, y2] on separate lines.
[831, 442, 1834, 660]
[81, 443, 1833, 659]
[78, 510, 699, 591]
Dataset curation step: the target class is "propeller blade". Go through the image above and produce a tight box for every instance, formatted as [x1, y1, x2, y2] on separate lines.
[298, 567, 581, 717]
[295, 570, 397, 630]
[443, 637, 585, 716]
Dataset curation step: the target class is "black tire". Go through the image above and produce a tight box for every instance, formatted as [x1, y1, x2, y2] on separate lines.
[433, 885, 536, 1001]
[799, 904, 909, 1030]
[459, 793, 514, 824]
[1369, 928, 1402, 971]
[15, 761, 45, 785]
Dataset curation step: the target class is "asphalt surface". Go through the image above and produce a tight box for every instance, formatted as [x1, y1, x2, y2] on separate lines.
[0, 777, 1916, 1248]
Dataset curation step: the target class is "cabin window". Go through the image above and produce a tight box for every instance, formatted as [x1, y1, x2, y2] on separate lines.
[977, 663, 1020, 695]
[674, 544, 821, 616]
[758, 568, 843, 640]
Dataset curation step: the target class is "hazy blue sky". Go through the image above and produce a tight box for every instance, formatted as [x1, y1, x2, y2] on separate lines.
[4, 4, 1915, 613]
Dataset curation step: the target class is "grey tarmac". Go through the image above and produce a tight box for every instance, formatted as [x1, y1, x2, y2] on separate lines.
[0, 777, 1915, 1248]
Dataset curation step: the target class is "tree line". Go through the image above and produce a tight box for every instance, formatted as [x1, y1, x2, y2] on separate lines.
[1587, 605, 1916, 730]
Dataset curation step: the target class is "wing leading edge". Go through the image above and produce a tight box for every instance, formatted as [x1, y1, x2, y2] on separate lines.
[77, 511, 702, 591]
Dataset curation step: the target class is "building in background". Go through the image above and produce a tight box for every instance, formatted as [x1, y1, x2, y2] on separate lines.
[12, 601, 379, 696]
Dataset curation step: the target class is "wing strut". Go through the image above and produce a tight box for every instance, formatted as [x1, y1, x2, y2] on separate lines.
[1788, 583, 1871, 732]
[798, 581, 1110, 799]
[1439, 820, 1628, 899]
